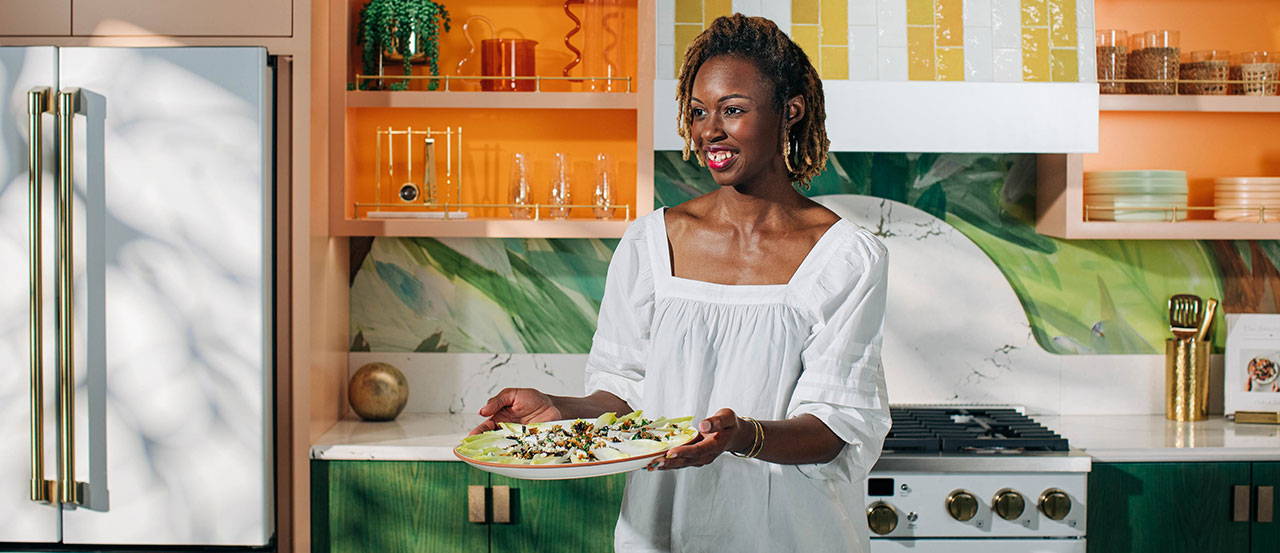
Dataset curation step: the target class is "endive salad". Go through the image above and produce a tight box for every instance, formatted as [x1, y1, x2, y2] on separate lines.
[456, 411, 697, 465]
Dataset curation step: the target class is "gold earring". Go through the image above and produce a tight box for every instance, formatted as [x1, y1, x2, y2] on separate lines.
[783, 130, 796, 174]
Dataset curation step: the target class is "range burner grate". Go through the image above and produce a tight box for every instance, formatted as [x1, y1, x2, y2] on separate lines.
[884, 407, 1068, 454]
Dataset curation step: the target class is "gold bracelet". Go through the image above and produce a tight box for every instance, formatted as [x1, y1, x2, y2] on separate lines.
[731, 417, 765, 458]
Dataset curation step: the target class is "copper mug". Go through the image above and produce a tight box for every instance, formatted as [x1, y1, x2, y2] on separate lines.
[457, 16, 538, 92]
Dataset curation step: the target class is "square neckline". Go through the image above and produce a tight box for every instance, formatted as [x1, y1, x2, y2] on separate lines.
[654, 206, 847, 291]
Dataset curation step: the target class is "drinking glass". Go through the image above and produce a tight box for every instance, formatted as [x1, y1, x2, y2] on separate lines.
[592, 153, 615, 219]
[509, 152, 533, 219]
[548, 152, 572, 219]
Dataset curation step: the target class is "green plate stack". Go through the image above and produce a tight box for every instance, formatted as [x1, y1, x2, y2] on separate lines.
[1084, 170, 1189, 222]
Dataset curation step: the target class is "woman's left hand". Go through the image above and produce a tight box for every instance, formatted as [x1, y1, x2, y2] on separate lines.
[647, 408, 749, 471]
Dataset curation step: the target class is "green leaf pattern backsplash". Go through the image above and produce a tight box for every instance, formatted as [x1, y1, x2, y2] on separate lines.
[351, 153, 1279, 355]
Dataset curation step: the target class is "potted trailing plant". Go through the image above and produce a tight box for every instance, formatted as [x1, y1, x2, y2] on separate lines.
[358, 0, 451, 90]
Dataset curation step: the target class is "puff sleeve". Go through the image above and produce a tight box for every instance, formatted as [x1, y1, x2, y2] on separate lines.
[787, 230, 892, 482]
[583, 222, 655, 410]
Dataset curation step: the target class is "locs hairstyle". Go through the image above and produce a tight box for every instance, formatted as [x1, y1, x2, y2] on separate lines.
[675, 14, 830, 186]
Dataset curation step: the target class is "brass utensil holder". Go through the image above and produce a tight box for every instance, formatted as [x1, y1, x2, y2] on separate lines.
[1166, 338, 1211, 421]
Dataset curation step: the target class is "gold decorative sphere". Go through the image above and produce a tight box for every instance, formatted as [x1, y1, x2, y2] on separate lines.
[348, 362, 409, 421]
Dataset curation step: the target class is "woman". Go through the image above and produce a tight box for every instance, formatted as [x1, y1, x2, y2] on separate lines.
[471, 14, 891, 553]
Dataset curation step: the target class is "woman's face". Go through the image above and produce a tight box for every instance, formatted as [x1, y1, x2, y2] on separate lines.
[689, 55, 790, 187]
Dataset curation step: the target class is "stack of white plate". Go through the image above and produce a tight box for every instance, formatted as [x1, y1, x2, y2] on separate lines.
[1214, 177, 1280, 222]
[1084, 170, 1189, 222]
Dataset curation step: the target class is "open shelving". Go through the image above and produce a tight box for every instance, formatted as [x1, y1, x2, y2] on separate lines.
[1035, 154, 1280, 240]
[1100, 95, 1280, 113]
[329, 0, 654, 238]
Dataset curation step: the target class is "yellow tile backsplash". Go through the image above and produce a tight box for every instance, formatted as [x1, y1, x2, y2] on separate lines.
[1050, 48, 1079, 82]
[1022, 0, 1046, 28]
[908, 26, 937, 80]
[907, 0, 934, 26]
[1022, 26, 1050, 81]
[659, 0, 1096, 82]
[934, 0, 964, 48]
[821, 45, 850, 79]
[936, 47, 966, 81]
[792, 0, 820, 25]
[820, 0, 849, 46]
[1048, 0, 1077, 48]
[675, 0, 702, 24]
[704, 0, 732, 26]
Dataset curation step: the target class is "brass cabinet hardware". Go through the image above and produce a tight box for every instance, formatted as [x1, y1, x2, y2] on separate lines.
[1038, 489, 1072, 521]
[946, 490, 979, 521]
[467, 485, 486, 523]
[27, 86, 55, 505]
[492, 485, 512, 524]
[866, 502, 898, 535]
[55, 88, 85, 506]
[1233, 485, 1251, 522]
[992, 489, 1026, 521]
[1259, 486, 1274, 523]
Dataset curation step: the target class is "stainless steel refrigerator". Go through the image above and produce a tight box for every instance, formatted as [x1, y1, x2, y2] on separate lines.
[1, 46, 273, 547]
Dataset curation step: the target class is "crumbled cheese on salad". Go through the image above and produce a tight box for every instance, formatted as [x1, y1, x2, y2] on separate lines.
[456, 411, 696, 465]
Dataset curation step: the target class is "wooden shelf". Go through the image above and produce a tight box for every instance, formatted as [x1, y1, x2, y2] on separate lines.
[332, 217, 637, 238]
[1034, 154, 1280, 240]
[346, 90, 638, 110]
[1040, 220, 1280, 240]
[1100, 95, 1280, 113]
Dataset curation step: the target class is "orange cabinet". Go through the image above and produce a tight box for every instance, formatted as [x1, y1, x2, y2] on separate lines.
[0, 0, 71, 36]
[72, 0, 292, 36]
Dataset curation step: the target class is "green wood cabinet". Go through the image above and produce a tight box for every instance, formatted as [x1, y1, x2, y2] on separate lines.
[489, 474, 626, 553]
[312, 460, 626, 553]
[1087, 462, 1278, 553]
[312, 461, 490, 553]
[1253, 463, 1279, 553]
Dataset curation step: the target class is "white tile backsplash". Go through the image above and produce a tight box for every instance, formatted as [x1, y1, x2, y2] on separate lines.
[965, 26, 994, 81]
[658, 44, 675, 80]
[963, 0, 992, 28]
[878, 46, 909, 80]
[657, 0, 675, 45]
[850, 0, 878, 25]
[991, 0, 1021, 48]
[762, 0, 792, 32]
[733, 0, 764, 16]
[876, 0, 907, 47]
[1078, 26, 1097, 82]
[993, 47, 1022, 81]
[850, 25, 879, 80]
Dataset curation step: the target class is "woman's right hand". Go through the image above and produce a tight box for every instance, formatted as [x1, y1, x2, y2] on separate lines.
[468, 387, 564, 435]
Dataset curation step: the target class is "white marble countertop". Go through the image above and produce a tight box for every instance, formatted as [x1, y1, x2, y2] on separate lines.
[311, 413, 1280, 464]
[311, 413, 482, 461]
[1043, 415, 1280, 463]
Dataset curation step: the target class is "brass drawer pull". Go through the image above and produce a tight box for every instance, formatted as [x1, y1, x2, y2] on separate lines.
[467, 485, 486, 523]
[1260, 486, 1274, 523]
[493, 485, 511, 524]
[1233, 485, 1251, 522]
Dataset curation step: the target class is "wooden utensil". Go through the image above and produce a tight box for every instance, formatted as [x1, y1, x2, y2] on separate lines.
[1168, 294, 1202, 339]
[1196, 297, 1218, 341]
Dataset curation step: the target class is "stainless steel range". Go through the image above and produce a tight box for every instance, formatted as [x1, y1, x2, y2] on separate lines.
[866, 407, 1089, 553]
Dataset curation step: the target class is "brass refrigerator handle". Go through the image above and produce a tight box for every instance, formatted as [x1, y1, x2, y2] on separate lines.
[28, 86, 56, 504]
[55, 88, 85, 506]
[1233, 485, 1251, 523]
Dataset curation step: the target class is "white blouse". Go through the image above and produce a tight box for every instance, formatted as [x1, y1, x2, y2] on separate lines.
[585, 207, 892, 553]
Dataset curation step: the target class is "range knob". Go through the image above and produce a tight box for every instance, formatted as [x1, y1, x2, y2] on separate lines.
[866, 502, 899, 535]
[992, 489, 1026, 521]
[1038, 489, 1072, 521]
[946, 490, 979, 521]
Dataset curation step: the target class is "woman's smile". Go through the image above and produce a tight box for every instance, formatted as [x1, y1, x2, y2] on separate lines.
[705, 146, 739, 170]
